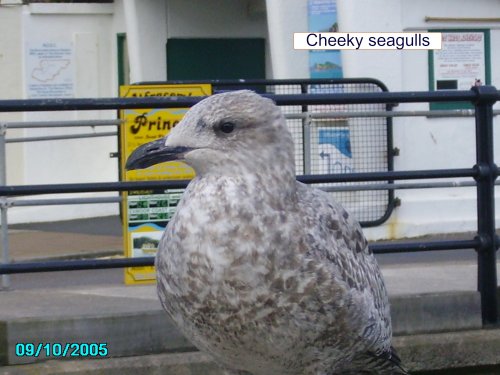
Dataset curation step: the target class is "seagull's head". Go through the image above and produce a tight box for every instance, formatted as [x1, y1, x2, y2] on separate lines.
[125, 90, 295, 178]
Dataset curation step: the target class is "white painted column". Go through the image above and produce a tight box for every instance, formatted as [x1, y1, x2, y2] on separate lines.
[265, 0, 309, 79]
[123, 0, 143, 83]
[123, 0, 167, 83]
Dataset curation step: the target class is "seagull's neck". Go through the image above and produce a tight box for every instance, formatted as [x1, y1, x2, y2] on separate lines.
[186, 140, 298, 206]
[193, 161, 298, 210]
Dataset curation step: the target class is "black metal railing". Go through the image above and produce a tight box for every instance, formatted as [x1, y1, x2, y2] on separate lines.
[0, 88, 483, 112]
[0, 85, 498, 326]
[5, 78, 397, 226]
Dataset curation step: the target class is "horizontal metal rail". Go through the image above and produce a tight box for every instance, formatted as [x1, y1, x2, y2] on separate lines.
[0, 257, 154, 274]
[4, 109, 498, 144]
[0, 178, 495, 209]
[4, 196, 121, 207]
[299, 168, 478, 183]
[3, 119, 122, 129]
[286, 109, 500, 119]
[0, 238, 482, 275]
[141, 77, 390, 88]
[321, 180, 484, 192]
[0, 180, 188, 196]
[0, 89, 498, 112]
[6, 131, 117, 143]
[370, 238, 481, 254]
[6, 110, 496, 134]
[0, 168, 481, 197]
[0, 179, 494, 208]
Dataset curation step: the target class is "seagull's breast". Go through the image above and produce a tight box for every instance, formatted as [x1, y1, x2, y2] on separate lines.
[155, 176, 390, 374]
[155, 176, 314, 372]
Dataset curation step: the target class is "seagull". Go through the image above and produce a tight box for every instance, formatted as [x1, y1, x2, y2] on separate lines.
[126, 90, 408, 375]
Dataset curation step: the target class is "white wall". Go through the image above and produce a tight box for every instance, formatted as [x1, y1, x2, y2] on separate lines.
[7, 3, 120, 223]
[122, 0, 167, 83]
[337, 0, 500, 239]
[337, 0, 403, 90]
[338, 0, 500, 91]
[266, 0, 309, 78]
[0, 5, 25, 186]
[2, 0, 500, 241]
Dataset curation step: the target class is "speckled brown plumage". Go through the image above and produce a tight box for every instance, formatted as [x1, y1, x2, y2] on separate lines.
[127, 90, 408, 375]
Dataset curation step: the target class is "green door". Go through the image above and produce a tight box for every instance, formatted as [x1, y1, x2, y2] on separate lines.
[166, 38, 265, 80]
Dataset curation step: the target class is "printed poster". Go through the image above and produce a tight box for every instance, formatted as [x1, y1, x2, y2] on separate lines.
[308, 0, 343, 79]
[318, 127, 353, 174]
[120, 84, 212, 284]
[429, 29, 490, 109]
[433, 31, 487, 90]
[25, 41, 74, 98]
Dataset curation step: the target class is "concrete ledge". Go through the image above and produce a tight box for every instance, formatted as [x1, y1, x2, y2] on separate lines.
[391, 291, 482, 335]
[394, 328, 500, 372]
[0, 289, 194, 365]
[2, 329, 500, 374]
[2, 312, 195, 365]
[0, 289, 489, 366]
[0, 352, 220, 375]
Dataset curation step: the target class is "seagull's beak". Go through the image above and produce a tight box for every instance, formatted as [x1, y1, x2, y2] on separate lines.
[125, 137, 192, 170]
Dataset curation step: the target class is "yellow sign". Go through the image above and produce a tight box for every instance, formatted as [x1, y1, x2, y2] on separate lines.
[119, 84, 212, 284]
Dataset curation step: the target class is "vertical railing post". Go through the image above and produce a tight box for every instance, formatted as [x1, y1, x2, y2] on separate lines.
[0, 122, 10, 290]
[301, 83, 312, 175]
[472, 85, 499, 326]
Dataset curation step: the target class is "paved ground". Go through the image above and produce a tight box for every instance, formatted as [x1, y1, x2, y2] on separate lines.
[7, 216, 123, 262]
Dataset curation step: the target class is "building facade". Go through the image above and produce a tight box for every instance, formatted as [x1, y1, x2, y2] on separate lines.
[0, 0, 499, 240]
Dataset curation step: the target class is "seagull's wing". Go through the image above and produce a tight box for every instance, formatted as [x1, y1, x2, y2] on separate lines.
[295, 182, 394, 363]
[363, 346, 409, 374]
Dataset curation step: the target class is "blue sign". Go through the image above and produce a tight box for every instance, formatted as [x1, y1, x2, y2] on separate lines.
[308, 0, 343, 78]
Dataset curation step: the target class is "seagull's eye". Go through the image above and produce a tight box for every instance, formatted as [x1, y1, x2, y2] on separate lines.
[219, 122, 235, 134]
